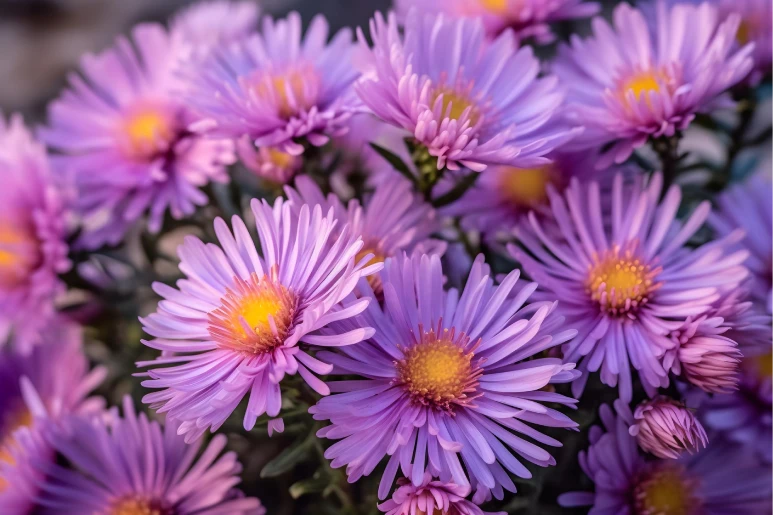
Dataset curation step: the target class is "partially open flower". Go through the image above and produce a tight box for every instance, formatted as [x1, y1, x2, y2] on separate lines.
[629, 397, 708, 459]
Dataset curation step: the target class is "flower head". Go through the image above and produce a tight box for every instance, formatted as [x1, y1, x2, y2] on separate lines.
[311, 254, 579, 501]
[34, 396, 264, 514]
[396, 0, 599, 43]
[285, 175, 445, 292]
[379, 474, 505, 515]
[509, 173, 750, 401]
[356, 11, 573, 172]
[559, 401, 772, 514]
[0, 426, 52, 514]
[718, 0, 772, 84]
[237, 137, 302, 184]
[629, 397, 707, 459]
[184, 12, 360, 155]
[171, 0, 260, 56]
[553, 1, 755, 166]
[0, 114, 70, 351]
[40, 23, 235, 249]
[140, 196, 380, 441]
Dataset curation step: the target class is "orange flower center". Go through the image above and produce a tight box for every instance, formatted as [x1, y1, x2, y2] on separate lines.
[498, 165, 555, 208]
[253, 64, 321, 118]
[634, 464, 700, 515]
[480, 0, 509, 14]
[0, 223, 39, 288]
[121, 106, 176, 159]
[111, 497, 170, 515]
[744, 351, 772, 380]
[586, 247, 660, 315]
[207, 271, 296, 354]
[396, 326, 482, 411]
[0, 408, 34, 492]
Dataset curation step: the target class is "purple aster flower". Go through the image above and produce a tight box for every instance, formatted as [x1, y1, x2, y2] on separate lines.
[395, 0, 599, 43]
[356, 11, 573, 172]
[0, 114, 70, 351]
[710, 175, 772, 313]
[184, 12, 360, 156]
[284, 175, 446, 293]
[559, 401, 772, 514]
[311, 253, 579, 501]
[508, 173, 750, 401]
[0, 322, 105, 510]
[378, 473, 505, 515]
[629, 396, 708, 459]
[698, 348, 772, 463]
[140, 197, 381, 442]
[712, 0, 772, 85]
[237, 137, 303, 184]
[40, 23, 236, 250]
[171, 0, 260, 56]
[35, 396, 264, 514]
[552, 1, 755, 167]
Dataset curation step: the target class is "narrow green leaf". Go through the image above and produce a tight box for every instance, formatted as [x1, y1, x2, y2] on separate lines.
[289, 475, 329, 499]
[260, 435, 313, 478]
[432, 172, 480, 207]
[369, 143, 416, 184]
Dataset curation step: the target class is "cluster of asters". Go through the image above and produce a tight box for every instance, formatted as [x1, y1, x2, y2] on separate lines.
[0, 0, 771, 513]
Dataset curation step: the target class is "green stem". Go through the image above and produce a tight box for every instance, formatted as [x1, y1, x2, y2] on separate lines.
[652, 134, 683, 192]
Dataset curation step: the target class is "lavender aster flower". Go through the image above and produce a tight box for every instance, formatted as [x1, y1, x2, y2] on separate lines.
[237, 137, 302, 184]
[710, 175, 772, 313]
[379, 473, 505, 515]
[0, 426, 51, 514]
[311, 254, 579, 501]
[356, 11, 573, 172]
[140, 197, 380, 442]
[284, 175, 446, 292]
[40, 23, 235, 249]
[629, 396, 708, 459]
[36, 396, 264, 514]
[396, 0, 599, 43]
[0, 114, 70, 351]
[509, 173, 750, 401]
[553, 1, 755, 166]
[171, 0, 260, 56]
[559, 402, 772, 514]
[184, 12, 360, 155]
[718, 0, 772, 84]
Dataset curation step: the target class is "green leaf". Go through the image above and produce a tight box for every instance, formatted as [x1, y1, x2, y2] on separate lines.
[289, 475, 329, 499]
[432, 172, 480, 207]
[260, 434, 313, 478]
[369, 143, 416, 184]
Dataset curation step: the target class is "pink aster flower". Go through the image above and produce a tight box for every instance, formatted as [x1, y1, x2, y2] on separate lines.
[0, 425, 51, 514]
[717, 0, 772, 84]
[379, 473, 505, 515]
[140, 197, 381, 442]
[184, 12, 360, 155]
[40, 23, 235, 250]
[311, 254, 579, 501]
[509, 173, 750, 401]
[395, 0, 599, 43]
[171, 0, 260, 56]
[284, 175, 446, 292]
[34, 396, 264, 514]
[628, 397, 708, 459]
[0, 114, 70, 351]
[552, 0, 755, 166]
[237, 137, 303, 184]
[559, 402, 772, 514]
[356, 11, 573, 172]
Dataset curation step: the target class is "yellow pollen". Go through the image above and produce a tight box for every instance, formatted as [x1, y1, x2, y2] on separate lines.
[254, 65, 320, 118]
[736, 20, 754, 45]
[622, 71, 662, 101]
[396, 328, 481, 411]
[586, 248, 657, 315]
[635, 465, 699, 515]
[208, 271, 296, 354]
[266, 148, 296, 169]
[0, 408, 34, 492]
[0, 224, 38, 288]
[498, 165, 554, 207]
[480, 0, 509, 15]
[111, 497, 168, 515]
[432, 87, 481, 124]
[122, 109, 175, 159]
[744, 351, 772, 380]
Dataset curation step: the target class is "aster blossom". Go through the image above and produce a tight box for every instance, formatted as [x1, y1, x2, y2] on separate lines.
[0, 114, 70, 351]
[33, 396, 264, 514]
[140, 196, 381, 442]
[171, 0, 260, 57]
[356, 11, 573, 172]
[312, 253, 579, 501]
[716, 0, 772, 84]
[509, 172, 750, 401]
[40, 23, 235, 250]
[628, 397, 707, 459]
[379, 473, 505, 515]
[184, 12, 360, 156]
[559, 401, 772, 514]
[552, 0, 755, 166]
[396, 0, 599, 43]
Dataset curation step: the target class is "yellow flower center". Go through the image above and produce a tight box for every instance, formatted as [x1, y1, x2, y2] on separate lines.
[122, 107, 176, 159]
[111, 497, 169, 515]
[634, 465, 700, 515]
[0, 408, 34, 492]
[480, 0, 509, 15]
[736, 19, 756, 45]
[253, 64, 320, 118]
[0, 224, 39, 288]
[396, 327, 482, 411]
[207, 271, 296, 354]
[586, 247, 659, 315]
[265, 148, 296, 169]
[620, 71, 664, 102]
[744, 351, 772, 380]
[431, 87, 481, 125]
[498, 165, 554, 208]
